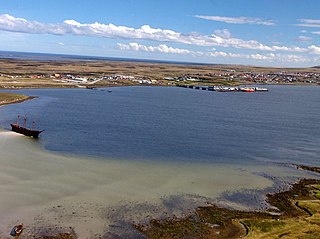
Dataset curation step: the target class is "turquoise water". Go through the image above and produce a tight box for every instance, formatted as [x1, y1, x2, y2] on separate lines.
[1, 85, 319, 165]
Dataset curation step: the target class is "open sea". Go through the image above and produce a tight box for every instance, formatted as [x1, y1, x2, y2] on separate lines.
[0, 85, 319, 166]
[0, 50, 209, 65]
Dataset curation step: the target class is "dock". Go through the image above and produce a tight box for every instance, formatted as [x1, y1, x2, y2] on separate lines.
[176, 84, 268, 92]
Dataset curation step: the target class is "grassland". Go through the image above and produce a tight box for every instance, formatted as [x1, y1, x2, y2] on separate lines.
[0, 92, 35, 106]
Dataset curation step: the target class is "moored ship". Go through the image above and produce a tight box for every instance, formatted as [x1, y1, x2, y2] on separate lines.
[11, 116, 44, 138]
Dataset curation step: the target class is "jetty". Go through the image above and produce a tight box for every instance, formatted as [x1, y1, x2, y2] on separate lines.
[176, 84, 268, 92]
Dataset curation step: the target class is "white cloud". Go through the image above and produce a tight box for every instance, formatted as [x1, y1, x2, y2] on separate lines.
[271, 45, 306, 52]
[296, 19, 320, 28]
[0, 14, 66, 35]
[298, 19, 320, 24]
[209, 51, 274, 60]
[308, 45, 320, 54]
[208, 51, 313, 63]
[117, 43, 130, 51]
[117, 42, 198, 55]
[296, 24, 320, 28]
[213, 29, 231, 39]
[311, 31, 320, 35]
[195, 15, 275, 26]
[0, 13, 281, 51]
[296, 36, 312, 42]
[209, 51, 228, 57]
[0, 14, 181, 40]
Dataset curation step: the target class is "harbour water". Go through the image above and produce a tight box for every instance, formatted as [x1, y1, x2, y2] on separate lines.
[1, 85, 319, 166]
[0, 85, 319, 237]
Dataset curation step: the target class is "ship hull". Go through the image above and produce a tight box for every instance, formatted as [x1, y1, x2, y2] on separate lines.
[10, 124, 43, 138]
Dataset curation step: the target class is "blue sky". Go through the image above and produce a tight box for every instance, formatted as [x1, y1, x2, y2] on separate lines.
[1, 0, 320, 67]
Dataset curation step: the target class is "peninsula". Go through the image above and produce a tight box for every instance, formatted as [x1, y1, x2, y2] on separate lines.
[0, 92, 35, 106]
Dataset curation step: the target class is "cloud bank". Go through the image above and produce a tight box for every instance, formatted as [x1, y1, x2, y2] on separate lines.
[118, 42, 319, 64]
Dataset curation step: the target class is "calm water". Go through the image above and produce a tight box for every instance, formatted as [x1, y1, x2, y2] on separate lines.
[1, 86, 319, 165]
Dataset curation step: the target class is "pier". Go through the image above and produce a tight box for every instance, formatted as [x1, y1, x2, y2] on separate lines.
[176, 84, 268, 92]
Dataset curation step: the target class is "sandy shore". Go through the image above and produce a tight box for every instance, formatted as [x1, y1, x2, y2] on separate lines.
[0, 129, 316, 238]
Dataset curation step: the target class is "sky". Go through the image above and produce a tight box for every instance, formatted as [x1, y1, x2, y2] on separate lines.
[0, 0, 320, 67]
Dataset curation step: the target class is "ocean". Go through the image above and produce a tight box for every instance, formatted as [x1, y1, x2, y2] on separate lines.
[0, 50, 210, 65]
[1, 85, 319, 166]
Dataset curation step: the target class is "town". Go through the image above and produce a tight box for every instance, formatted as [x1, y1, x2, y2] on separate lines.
[166, 70, 320, 84]
[0, 59, 319, 89]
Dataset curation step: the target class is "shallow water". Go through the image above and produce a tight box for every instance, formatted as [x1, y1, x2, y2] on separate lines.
[0, 133, 317, 237]
[0, 131, 281, 237]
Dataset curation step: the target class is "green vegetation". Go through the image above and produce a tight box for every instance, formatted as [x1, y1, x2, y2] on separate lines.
[313, 186, 320, 199]
[0, 92, 32, 105]
[242, 219, 286, 233]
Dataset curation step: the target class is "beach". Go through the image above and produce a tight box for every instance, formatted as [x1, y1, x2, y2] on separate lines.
[1, 128, 315, 238]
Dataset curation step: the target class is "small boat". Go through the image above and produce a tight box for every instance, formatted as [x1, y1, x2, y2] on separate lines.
[11, 116, 44, 138]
